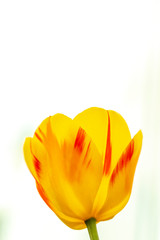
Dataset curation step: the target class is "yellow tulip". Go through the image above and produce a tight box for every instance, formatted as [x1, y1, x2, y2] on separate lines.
[23, 107, 142, 234]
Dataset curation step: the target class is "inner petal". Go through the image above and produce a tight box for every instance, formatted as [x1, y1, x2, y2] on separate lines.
[73, 107, 132, 173]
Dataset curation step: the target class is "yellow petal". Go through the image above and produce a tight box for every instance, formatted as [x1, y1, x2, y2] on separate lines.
[61, 127, 103, 220]
[24, 114, 103, 228]
[74, 107, 131, 171]
[73, 107, 109, 156]
[96, 130, 143, 221]
[24, 117, 86, 223]
[45, 114, 103, 220]
[23, 137, 38, 181]
[74, 108, 132, 215]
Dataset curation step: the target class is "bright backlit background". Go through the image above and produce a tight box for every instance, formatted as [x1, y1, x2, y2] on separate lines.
[0, 0, 160, 239]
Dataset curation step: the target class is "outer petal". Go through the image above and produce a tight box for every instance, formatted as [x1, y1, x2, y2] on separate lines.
[24, 116, 87, 228]
[61, 127, 103, 220]
[74, 108, 132, 214]
[23, 137, 40, 181]
[96, 130, 143, 221]
[49, 114, 103, 220]
[24, 113, 103, 229]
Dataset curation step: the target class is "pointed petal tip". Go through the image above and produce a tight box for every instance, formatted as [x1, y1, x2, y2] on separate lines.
[134, 130, 143, 149]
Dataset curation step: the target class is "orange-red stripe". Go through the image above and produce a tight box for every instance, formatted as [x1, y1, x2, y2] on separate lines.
[38, 127, 46, 140]
[103, 112, 112, 175]
[86, 159, 92, 168]
[74, 128, 86, 153]
[35, 132, 43, 143]
[30, 141, 41, 177]
[36, 181, 51, 209]
[110, 139, 134, 184]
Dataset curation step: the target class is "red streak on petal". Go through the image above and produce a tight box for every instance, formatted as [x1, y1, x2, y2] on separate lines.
[30, 142, 41, 177]
[86, 159, 92, 168]
[36, 181, 51, 209]
[35, 132, 43, 143]
[103, 112, 112, 175]
[33, 156, 41, 176]
[74, 128, 86, 153]
[38, 127, 46, 139]
[110, 139, 134, 184]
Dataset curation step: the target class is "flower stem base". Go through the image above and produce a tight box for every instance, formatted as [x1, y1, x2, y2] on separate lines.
[85, 218, 99, 240]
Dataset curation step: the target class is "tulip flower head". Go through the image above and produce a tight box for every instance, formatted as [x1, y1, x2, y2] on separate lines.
[23, 107, 142, 238]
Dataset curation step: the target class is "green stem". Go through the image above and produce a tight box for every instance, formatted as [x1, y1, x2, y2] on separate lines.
[85, 218, 99, 240]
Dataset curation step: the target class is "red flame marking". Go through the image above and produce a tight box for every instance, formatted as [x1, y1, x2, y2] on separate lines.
[103, 112, 112, 175]
[110, 139, 134, 184]
[38, 127, 46, 139]
[30, 142, 41, 177]
[86, 159, 92, 168]
[74, 128, 86, 153]
[35, 132, 43, 143]
[36, 181, 51, 209]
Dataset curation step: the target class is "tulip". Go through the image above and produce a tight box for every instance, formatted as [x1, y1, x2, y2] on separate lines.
[23, 107, 142, 240]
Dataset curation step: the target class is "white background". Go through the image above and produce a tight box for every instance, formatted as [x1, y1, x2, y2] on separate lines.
[0, 0, 160, 239]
